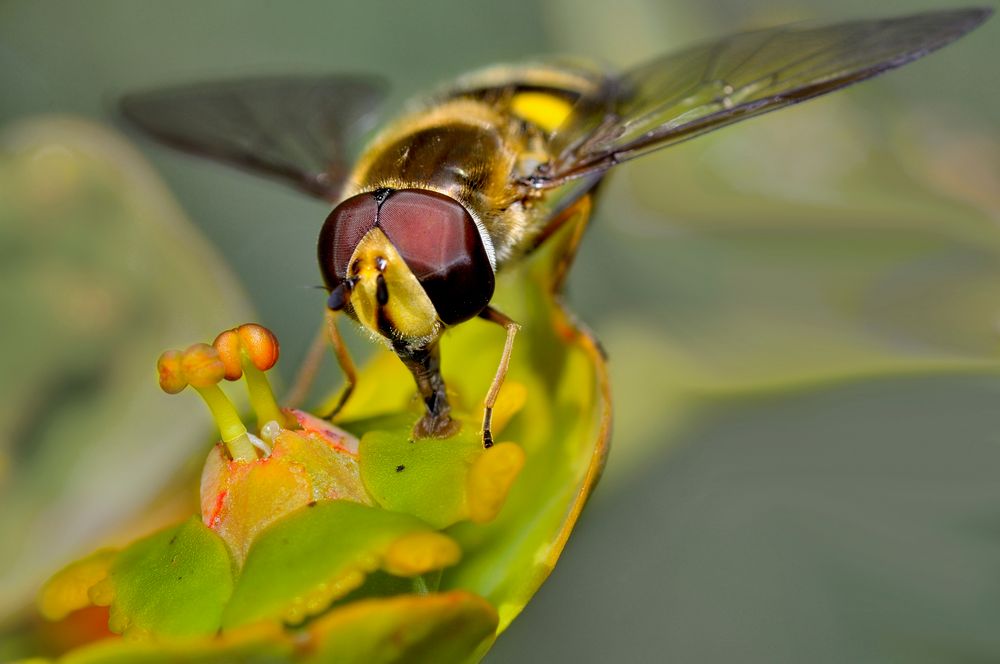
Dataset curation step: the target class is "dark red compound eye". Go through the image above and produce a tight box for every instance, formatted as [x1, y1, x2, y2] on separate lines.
[377, 189, 495, 326]
[317, 192, 379, 294]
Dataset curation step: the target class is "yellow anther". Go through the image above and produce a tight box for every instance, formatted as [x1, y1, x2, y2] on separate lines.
[213, 323, 291, 431]
[212, 329, 244, 381]
[155, 326, 290, 461]
[156, 349, 187, 394]
[180, 343, 226, 388]
[155, 342, 256, 462]
[237, 323, 279, 371]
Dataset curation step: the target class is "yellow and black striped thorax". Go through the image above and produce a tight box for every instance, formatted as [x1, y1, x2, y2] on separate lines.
[343, 60, 610, 268]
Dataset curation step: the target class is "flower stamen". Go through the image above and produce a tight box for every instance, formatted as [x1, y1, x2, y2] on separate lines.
[213, 324, 293, 432]
[156, 343, 257, 462]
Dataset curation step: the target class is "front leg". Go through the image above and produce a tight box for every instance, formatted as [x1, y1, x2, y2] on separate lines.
[396, 339, 460, 439]
[478, 306, 521, 449]
[286, 310, 359, 417]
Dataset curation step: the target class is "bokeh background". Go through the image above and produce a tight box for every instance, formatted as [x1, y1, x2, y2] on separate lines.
[2, 0, 998, 661]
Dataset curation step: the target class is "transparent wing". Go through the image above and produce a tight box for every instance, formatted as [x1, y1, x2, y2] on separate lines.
[120, 75, 386, 200]
[532, 7, 991, 186]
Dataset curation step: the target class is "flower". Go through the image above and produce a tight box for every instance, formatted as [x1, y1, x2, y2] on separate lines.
[33, 213, 610, 662]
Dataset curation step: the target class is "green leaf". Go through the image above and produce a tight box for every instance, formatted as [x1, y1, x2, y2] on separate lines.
[99, 518, 234, 638]
[304, 591, 498, 664]
[359, 426, 484, 529]
[56, 624, 292, 664]
[222, 501, 460, 629]
[46, 591, 496, 664]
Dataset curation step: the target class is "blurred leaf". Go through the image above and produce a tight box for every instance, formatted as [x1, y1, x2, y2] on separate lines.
[490, 368, 1000, 663]
[304, 591, 497, 664]
[0, 117, 252, 620]
[38, 550, 116, 623]
[563, 94, 1000, 489]
[42, 591, 497, 664]
[893, 108, 1000, 222]
[55, 623, 292, 664]
[585, 211, 1000, 485]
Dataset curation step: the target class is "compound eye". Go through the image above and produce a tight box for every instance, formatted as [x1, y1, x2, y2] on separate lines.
[317, 193, 379, 291]
[378, 189, 495, 325]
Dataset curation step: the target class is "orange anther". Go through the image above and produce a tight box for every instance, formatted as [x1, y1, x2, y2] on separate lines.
[181, 343, 226, 388]
[237, 323, 280, 371]
[212, 329, 244, 381]
[156, 349, 187, 394]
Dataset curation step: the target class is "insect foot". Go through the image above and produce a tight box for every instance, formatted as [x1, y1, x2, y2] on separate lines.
[412, 410, 462, 439]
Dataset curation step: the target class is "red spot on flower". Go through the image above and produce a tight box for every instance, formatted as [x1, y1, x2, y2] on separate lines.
[209, 489, 228, 528]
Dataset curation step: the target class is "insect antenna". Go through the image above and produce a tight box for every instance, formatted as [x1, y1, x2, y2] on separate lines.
[326, 279, 356, 311]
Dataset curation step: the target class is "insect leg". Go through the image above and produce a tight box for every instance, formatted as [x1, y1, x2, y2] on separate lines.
[537, 194, 608, 358]
[283, 318, 328, 408]
[319, 310, 358, 419]
[478, 306, 521, 449]
[398, 340, 460, 439]
[545, 194, 592, 295]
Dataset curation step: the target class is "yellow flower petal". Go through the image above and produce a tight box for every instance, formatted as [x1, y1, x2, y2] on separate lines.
[466, 442, 526, 524]
[383, 532, 462, 577]
[37, 549, 116, 621]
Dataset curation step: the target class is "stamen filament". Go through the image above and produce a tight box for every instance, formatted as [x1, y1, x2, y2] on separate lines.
[193, 384, 256, 461]
[241, 358, 288, 430]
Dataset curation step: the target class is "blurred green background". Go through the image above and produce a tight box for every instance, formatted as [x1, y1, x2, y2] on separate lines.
[2, 0, 998, 661]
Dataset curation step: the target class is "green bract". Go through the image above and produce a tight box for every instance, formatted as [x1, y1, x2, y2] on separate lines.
[361, 428, 484, 528]
[222, 501, 460, 628]
[48, 592, 497, 664]
[96, 518, 233, 638]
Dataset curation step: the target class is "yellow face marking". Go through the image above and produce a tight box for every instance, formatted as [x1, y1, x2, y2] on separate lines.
[510, 91, 574, 132]
[348, 227, 438, 340]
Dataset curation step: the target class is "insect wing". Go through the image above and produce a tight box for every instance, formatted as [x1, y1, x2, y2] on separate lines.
[120, 75, 386, 200]
[536, 7, 991, 186]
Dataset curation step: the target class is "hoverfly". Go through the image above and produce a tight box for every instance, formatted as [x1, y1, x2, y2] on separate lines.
[122, 8, 990, 447]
